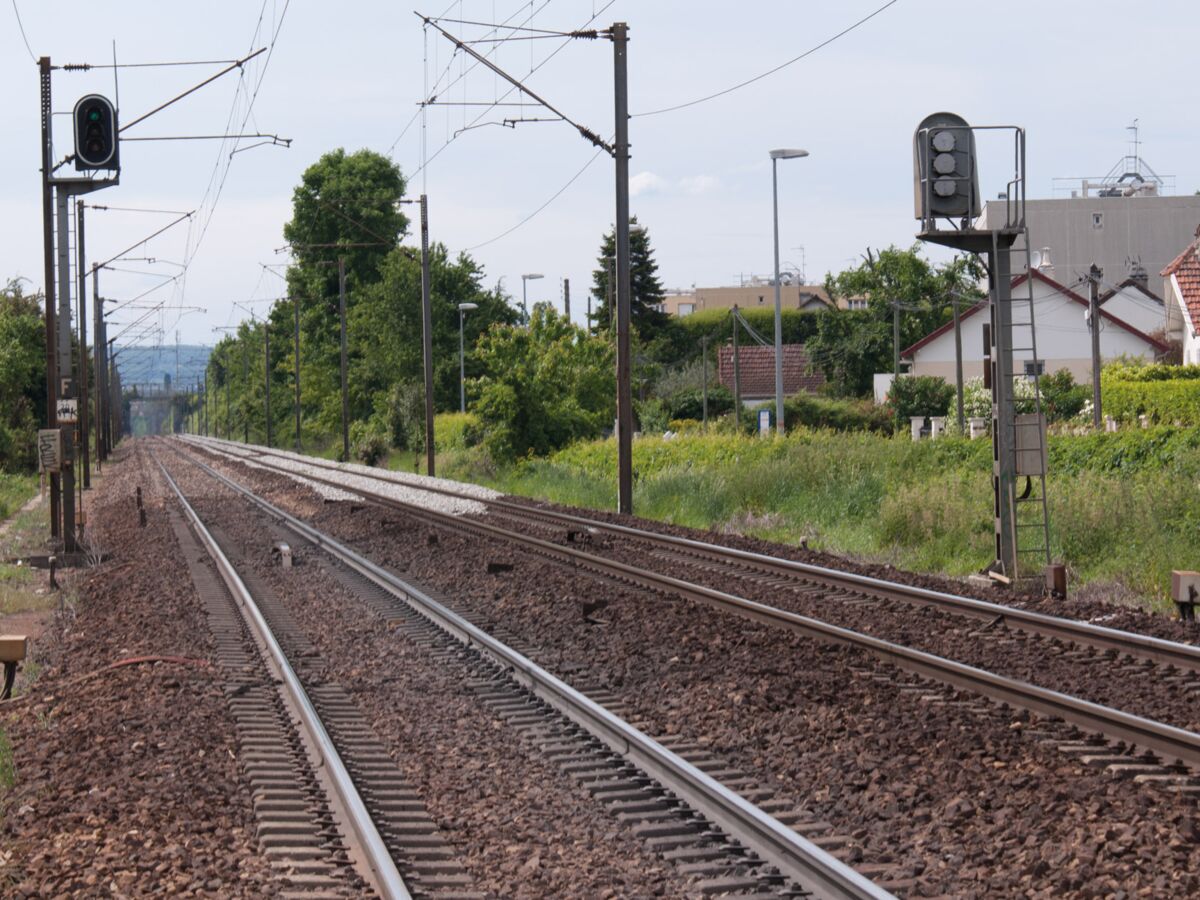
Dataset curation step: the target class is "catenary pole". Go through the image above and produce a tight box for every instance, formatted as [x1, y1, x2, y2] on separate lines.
[419, 195, 435, 476]
[264, 314, 272, 447]
[953, 295, 965, 432]
[39, 57, 61, 541]
[338, 258, 349, 461]
[613, 22, 633, 516]
[76, 199, 90, 490]
[1088, 264, 1103, 429]
[294, 295, 301, 451]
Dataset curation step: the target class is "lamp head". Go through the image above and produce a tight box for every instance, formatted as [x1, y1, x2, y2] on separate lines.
[769, 148, 809, 160]
[458, 302, 478, 311]
[522, 273, 544, 281]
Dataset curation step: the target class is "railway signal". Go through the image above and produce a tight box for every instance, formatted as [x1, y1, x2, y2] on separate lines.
[73, 94, 120, 170]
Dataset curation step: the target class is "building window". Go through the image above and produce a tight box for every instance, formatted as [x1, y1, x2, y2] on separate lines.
[1092, 212, 1104, 230]
[757, 295, 765, 305]
[1023, 360, 1045, 377]
[848, 299, 867, 310]
[678, 303, 695, 316]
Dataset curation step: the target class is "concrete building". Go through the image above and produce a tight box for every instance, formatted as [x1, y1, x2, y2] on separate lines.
[1162, 230, 1200, 365]
[978, 194, 1200, 287]
[661, 281, 833, 317]
[901, 269, 1168, 384]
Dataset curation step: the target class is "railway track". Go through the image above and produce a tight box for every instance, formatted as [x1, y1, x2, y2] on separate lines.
[179, 434, 1200, 776]
[160, 441, 889, 899]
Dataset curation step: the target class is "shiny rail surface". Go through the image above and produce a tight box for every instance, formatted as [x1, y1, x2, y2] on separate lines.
[170, 439, 893, 900]
[182, 434, 1200, 673]
[156, 456, 413, 900]
[177, 435, 1200, 774]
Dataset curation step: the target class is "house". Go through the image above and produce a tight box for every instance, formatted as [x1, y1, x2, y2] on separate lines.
[661, 282, 833, 317]
[1161, 229, 1200, 365]
[1097, 277, 1167, 339]
[716, 344, 824, 404]
[901, 269, 1169, 383]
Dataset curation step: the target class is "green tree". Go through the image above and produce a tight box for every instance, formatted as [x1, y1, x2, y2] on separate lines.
[0, 278, 47, 470]
[590, 216, 667, 339]
[282, 149, 409, 440]
[809, 245, 983, 396]
[472, 304, 615, 461]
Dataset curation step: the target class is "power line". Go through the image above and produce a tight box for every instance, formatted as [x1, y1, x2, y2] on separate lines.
[10, 0, 35, 63]
[409, 0, 616, 181]
[633, 0, 902, 118]
[466, 144, 605, 251]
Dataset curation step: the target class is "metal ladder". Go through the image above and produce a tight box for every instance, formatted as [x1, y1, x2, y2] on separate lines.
[1004, 240, 1052, 578]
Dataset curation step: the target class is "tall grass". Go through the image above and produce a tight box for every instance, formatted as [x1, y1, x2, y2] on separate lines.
[440, 426, 1200, 607]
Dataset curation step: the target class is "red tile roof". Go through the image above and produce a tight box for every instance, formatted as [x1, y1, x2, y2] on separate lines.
[717, 344, 824, 398]
[1162, 236, 1200, 332]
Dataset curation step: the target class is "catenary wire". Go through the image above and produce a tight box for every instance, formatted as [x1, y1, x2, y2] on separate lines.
[633, 0, 901, 118]
[10, 0, 35, 63]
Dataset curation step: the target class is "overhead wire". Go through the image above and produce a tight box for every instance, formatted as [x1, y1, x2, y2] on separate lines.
[10, 0, 35, 63]
[633, 0, 901, 118]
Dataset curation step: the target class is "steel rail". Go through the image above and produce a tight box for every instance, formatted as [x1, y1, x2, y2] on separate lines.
[185, 435, 1200, 673]
[177, 436, 1200, 773]
[169, 441, 892, 900]
[154, 455, 412, 900]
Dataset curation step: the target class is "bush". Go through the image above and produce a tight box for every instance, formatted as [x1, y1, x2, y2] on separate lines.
[1038, 369, 1090, 422]
[350, 420, 388, 466]
[886, 375, 954, 422]
[635, 397, 672, 434]
[1101, 364, 1200, 425]
[380, 381, 426, 452]
[434, 412, 482, 451]
[667, 385, 734, 421]
[782, 393, 893, 434]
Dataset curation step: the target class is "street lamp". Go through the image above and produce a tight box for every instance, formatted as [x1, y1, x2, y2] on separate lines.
[521, 273, 543, 318]
[458, 302, 478, 413]
[769, 147, 808, 436]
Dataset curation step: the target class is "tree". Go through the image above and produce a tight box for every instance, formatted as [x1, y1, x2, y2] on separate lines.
[280, 149, 408, 440]
[0, 278, 47, 470]
[590, 216, 667, 339]
[472, 304, 615, 461]
[808, 245, 984, 396]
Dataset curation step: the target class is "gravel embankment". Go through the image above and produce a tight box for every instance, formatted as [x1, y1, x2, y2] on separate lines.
[186, 442, 1200, 898]
[0, 444, 277, 898]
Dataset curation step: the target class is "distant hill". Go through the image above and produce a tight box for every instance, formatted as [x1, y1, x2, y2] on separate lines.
[113, 344, 211, 393]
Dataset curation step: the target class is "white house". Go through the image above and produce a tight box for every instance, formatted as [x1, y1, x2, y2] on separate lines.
[1162, 230, 1200, 365]
[901, 269, 1168, 383]
[1097, 278, 1167, 338]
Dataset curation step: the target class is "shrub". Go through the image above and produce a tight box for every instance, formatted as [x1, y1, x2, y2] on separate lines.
[380, 381, 426, 451]
[635, 397, 672, 434]
[1038, 369, 1090, 422]
[667, 385, 734, 421]
[434, 412, 482, 451]
[782, 393, 893, 434]
[1101, 365, 1200, 425]
[350, 420, 388, 466]
[886, 375, 954, 422]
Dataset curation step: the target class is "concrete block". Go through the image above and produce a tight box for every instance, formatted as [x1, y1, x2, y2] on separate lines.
[1172, 571, 1200, 605]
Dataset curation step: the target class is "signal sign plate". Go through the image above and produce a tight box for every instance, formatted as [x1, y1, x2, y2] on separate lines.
[37, 429, 61, 473]
[57, 398, 78, 424]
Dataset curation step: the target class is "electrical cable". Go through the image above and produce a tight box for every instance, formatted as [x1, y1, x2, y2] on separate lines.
[10, 0, 35, 63]
[633, 0, 901, 118]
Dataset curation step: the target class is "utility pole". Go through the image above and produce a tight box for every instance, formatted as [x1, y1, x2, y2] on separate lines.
[953, 295, 965, 433]
[700, 334, 709, 430]
[612, 21, 633, 516]
[242, 337, 249, 443]
[563, 278, 571, 320]
[732, 306, 742, 430]
[294, 295, 301, 451]
[76, 199, 90, 490]
[93, 266, 105, 466]
[419, 195, 435, 476]
[39, 58, 61, 543]
[1088, 264, 1103, 429]
[892, 298, 901, 377]
[338, 257, 349, 461]
[264, 316, 272, 448]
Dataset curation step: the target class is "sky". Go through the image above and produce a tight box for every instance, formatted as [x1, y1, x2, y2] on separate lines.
[2, 0, 1198, 349]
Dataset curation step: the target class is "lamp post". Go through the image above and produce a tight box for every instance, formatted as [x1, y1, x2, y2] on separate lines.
[457, 302, 478, 413]
[521, 273, 543, 319]
[769, 147, 808, 436]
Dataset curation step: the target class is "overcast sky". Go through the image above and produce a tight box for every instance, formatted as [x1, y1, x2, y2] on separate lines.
[3, 1, 1198, 347]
